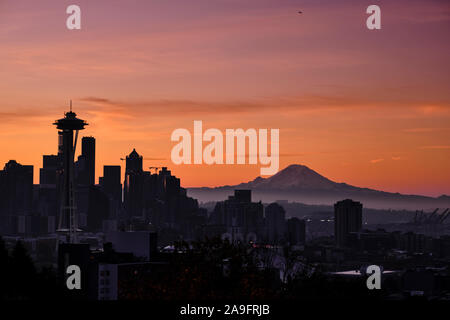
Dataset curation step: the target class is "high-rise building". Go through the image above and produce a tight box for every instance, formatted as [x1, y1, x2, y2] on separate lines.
[125, 148, 143, 174]
[101, 166, 122, 203]
[265, 202, 286, 244]
[76, 137, 95, 186]
[211, 190, 264, 243]
[38, 154, 61, 234]
[0, 160, 33, 234]
[40, 155, 61, 185]
[334, 199, 363, 247]
[99, 166, 122, 230]
[87, 186, 110, 231]
[123, 149, 145, 219]
[82, 137, 95, 185]
[287, 217, 306, 245]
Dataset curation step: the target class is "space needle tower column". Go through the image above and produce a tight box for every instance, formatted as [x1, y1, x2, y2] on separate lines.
[53, 102, 88, 243]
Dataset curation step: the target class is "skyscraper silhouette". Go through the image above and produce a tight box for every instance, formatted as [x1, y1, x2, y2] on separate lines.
[81, 137, 95, 185]
[101, 165, 122, 203]
[125, 148, 143, 173]
[123, 149, 145, 220]
[334, 199, 362, 247]
[0, 160, 33, 234]
[265, 202, 286, 244]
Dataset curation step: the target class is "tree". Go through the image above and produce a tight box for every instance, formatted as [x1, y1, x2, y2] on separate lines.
[10, 241, 37, 299]
[0, 237, 11, 299]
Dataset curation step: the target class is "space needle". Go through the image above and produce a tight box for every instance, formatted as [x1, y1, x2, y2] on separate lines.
[53, 101, 88, 243]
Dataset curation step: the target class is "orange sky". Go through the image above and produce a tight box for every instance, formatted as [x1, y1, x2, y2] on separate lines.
[0, 0, 449, 196]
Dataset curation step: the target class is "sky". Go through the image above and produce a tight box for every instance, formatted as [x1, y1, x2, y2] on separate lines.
[0, 0, 449, 196]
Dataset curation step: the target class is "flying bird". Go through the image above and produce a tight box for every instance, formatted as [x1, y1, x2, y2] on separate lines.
[298, 11, 303, 14]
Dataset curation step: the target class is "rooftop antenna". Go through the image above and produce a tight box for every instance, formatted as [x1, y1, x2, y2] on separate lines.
[70, 99, 73, 112]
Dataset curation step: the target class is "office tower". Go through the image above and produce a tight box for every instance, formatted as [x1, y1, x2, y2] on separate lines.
[211, 190, 264, 243]
[101, 166, 122, 202]
[82, 137, 95, 185]
[334, 199, 363, 247]
[123, 149, 145, 219]
[99, 166, 122, 230]
[0, 160, 33, 234]
[265, 202, 286, 244]
[87, 186, 110, 231]
[140, 166, 201, 235]
[75, 136, 95, 186]
[125, 148, 143, 174]
[40, 155, 61, 185]
[53, 108, 88, 243]
[74, 138, 95, 228]
[287, 217, 306, 245]
[38, 155, 61, 234]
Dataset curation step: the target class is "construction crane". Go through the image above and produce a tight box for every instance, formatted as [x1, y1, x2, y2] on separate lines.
[412, 208, 450, 225]
[149, 166, 162, 174]
[120, 157, 165, 161]
[438, 208, 450, 224]
[424, 208, 439, 224]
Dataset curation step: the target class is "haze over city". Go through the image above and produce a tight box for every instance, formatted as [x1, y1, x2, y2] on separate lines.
[1, 0, 449, 196]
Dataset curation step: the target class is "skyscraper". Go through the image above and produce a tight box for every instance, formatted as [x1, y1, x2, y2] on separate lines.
[211, 190, 264, 243]
[40, 155, 61, 185]
[123, 149, 145, 219]
[287, 217, 306, 245]
[101, 166, 122, 203]
[265, 202, 286, 244]
[125, 148, 143, 174]
[81, 137, 96, 185]
[100, 165, 122, 226]
[0, 160, 33, 234]
[334, 199, 363, 247]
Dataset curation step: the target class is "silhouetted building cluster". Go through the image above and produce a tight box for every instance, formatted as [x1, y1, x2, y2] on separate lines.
[346, 229, 450, 258]
[121, 149, 203, 243]
[207, 190, 305, 245]
[2, 110, 450, 301]
[0, 120, 202, 244]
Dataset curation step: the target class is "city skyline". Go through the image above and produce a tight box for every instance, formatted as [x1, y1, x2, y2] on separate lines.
[1, 0, 449, 196]
[1, 1, 450, 304]
[1, 107, 449, 198]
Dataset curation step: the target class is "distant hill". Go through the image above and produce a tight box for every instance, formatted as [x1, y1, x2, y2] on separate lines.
[187, 164, 450, 210]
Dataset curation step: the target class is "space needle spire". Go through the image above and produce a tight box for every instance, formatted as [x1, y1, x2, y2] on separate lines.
[53, 101, 88, 243]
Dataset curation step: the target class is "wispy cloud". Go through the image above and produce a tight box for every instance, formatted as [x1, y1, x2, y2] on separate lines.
[79, 95, 450, 120]
[419, 145, 450, 150]
[370, 159, 384, 164]
[403, 127, 450, 133]
[391, 156, 402, 161]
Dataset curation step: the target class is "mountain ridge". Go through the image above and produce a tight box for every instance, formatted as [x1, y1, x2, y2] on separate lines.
[187, 164, 450, 210]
